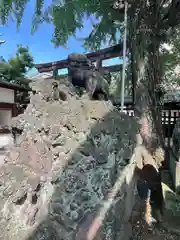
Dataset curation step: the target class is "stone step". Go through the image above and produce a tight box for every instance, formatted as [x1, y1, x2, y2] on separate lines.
[160, 169, 180, 235]
[161, 169, 173, 189]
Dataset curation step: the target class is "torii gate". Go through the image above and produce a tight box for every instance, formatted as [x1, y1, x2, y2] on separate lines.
[34, 5, 132, 109]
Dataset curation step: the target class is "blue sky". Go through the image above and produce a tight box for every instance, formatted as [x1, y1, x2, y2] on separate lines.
[0, 1, 121, 77]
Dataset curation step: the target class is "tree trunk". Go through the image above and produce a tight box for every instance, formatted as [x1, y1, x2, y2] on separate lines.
[130, 1, 164, 154]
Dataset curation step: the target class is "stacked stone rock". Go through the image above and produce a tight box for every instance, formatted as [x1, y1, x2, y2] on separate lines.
[0, 78, 137, 240]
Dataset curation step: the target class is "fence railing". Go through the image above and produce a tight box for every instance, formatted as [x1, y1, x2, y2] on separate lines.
[119, 106, 180, 148]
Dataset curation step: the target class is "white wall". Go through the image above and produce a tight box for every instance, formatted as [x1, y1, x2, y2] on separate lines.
[0, 134, 14, 149]
[0, 109, 13, 149]
[0, 87, 14, 103]
[0, 110, 11, 126]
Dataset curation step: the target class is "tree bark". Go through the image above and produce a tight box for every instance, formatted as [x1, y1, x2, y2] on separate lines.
[130, 1, 164, 154]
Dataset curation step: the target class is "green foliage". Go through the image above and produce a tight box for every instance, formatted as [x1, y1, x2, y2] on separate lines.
[40, 0, 122, 49]
[160, 27, 180, 87]
[1, 0, 180, 51]
[109, 71, 132, 101]
[0, 0, 121, 50]
[0, 44, 34, 87]
[1, 0, 180, 91]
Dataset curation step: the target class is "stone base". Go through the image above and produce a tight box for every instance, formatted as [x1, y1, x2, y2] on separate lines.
[161, 180, 180, 235]
[169, 150, 180, 193]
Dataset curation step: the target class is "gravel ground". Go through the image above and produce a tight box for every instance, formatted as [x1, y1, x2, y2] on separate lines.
[130, 196, 180, 240]
[131, 217, 180, 240]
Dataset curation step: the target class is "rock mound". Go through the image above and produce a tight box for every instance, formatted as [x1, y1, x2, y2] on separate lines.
[0, 78, 137, 240]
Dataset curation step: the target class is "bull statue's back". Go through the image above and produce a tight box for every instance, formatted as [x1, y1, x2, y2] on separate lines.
[67, 52, 110, 100]
[68, 53, 90, 64]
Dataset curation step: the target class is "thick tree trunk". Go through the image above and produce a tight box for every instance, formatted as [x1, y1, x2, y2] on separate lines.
[135, 42, 163, 145]
[130, 1, 164, 155]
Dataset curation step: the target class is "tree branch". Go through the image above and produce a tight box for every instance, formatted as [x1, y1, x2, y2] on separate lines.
[160, 0, 180, 30]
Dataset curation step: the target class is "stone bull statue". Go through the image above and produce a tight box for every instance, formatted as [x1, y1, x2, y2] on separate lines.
[67, 53, 110, 100]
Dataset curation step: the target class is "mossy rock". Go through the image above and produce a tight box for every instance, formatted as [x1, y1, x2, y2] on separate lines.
[161, 182, 180, 235]
[162, 182, 180, 216]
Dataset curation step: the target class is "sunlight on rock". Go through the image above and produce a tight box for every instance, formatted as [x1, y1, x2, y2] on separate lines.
[0, 78, 138, 239]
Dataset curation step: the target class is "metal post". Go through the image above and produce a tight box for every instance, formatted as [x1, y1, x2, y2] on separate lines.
[120, 1, 128, 112]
